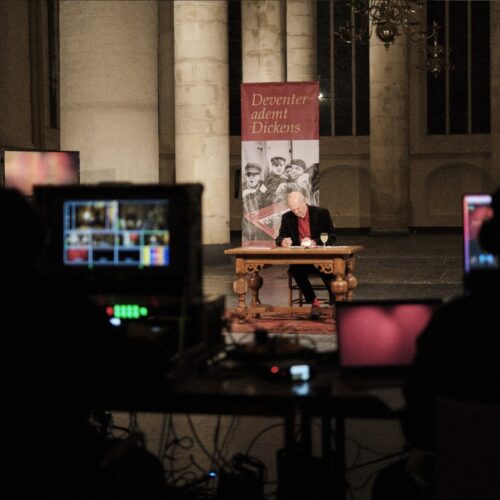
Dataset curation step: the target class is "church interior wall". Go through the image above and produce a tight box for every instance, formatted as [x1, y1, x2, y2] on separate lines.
[0, 0, 496, 232]
[412, 160, 491, 227]
[0, 0, 33, 149]
[319, 163, 371, 229]
[0, 0, 58, 151]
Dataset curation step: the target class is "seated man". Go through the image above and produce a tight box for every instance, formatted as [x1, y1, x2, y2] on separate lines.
[275, 191, 336, 318]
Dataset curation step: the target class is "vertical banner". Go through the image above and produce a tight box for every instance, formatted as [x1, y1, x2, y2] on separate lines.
[241, 82, 319, 247]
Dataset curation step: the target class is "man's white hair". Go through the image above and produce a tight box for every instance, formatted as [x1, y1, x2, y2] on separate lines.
[286, 191, 305, 206]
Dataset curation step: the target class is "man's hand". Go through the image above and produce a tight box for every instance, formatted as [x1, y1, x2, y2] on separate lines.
[281, 237, 292, 247]
[300, 237, 312, 248]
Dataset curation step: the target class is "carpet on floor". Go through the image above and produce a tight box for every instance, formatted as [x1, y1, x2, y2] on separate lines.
[225, 309, 335, 335]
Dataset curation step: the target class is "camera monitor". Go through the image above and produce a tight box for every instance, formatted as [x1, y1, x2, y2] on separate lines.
[462, 194, 498, 274]
[336, 299, 442, 379]
[33, 183, 203, 300]
[1, 150, 79, 196]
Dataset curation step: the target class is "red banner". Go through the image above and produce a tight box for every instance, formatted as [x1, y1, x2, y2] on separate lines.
[241, 82, 319, 141]
[240, 82, 319, 247]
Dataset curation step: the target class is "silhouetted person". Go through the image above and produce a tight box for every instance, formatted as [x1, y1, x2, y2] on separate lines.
[372, 189, 500, 500]
[2, 188, 104, 498]
[2, 188, 167, 499]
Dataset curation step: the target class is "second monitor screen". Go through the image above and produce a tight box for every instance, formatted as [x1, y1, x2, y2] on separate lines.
[463, 194, 497, 273]
[4, 150, 79, 196]
[64, 199, 170, 268]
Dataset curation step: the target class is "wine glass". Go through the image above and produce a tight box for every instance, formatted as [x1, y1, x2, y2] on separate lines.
[320, 233, 328, 247]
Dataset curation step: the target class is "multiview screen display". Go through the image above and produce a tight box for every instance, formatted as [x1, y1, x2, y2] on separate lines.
[63, 199, 170, 268]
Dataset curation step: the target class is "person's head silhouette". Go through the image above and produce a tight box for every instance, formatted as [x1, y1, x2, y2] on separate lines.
[0, 187, 46, 275]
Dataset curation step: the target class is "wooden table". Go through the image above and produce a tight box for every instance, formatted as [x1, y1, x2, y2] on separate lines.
[224, 245, 363, 316]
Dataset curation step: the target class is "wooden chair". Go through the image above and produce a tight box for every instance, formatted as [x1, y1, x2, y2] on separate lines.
[287, 272, 330, 307]
[434, 397, 500, 500]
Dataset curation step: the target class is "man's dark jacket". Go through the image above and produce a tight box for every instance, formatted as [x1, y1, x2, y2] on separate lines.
[275, 205, 336, 246]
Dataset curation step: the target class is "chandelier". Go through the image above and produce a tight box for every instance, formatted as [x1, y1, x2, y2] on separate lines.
[335, 0, 437, 50]
[424, 22, 452, 79]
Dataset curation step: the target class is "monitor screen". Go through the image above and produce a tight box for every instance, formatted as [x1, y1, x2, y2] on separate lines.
[336, 300, 442, 371]
[462, 194, 497, 273]
[34, 183, 203, 299]
[63, 198, 169, 268]
[1, 150, 79, 196]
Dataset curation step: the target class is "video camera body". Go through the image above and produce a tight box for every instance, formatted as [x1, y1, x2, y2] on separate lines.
[34, 183, 225, 410]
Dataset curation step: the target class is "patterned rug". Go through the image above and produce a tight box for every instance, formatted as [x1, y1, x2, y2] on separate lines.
[225, 309, 335, 335]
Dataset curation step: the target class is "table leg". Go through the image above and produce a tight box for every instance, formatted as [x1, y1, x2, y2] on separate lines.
[331, 258, 348, 302]
[321, 416, 336, 498]
[321, 415, 332, 462]
[345, 257, 358, 301]
[233, 273, 248, 311]
[334, 415, 347, 500]
[247, 271, 263, 318]
[233, 257, 248, 312]
[284, 413, 296, 452]
[300, 412, 312, 456]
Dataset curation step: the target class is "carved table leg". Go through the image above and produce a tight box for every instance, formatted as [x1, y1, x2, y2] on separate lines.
[233, 257, 248, 312]
[345, 257, 358, 301]
[331, 258, 348, 302]
[248, 272, 263, 318]
[233, 273, 248, 311]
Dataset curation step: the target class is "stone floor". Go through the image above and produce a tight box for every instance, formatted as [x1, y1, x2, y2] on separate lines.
[112, 233, 465, 500]
[205, 233, 463, 308]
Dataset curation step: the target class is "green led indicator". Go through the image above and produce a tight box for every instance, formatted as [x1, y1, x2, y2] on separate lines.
[111, 304, 149, 319]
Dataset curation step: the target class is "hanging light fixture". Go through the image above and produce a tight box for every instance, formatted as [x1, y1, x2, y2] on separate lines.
[424, 22, 452, 78]
[335, 0, 437, 50]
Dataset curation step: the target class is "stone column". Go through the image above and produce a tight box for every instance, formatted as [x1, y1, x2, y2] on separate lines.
[491, 3, 500, 189]
[286, 0, 316, 82]
[369, 35, 410, 233]
[59, 1, 159, 183]
[242, 0, 285, 82]
[174, 0, 230, 245]
[158, 0, 176, 184]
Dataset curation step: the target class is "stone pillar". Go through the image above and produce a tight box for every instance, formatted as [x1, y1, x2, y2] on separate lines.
[369, 35, 410, 233]
[242, 0, 285, 82]
[491, 3, 500, 189]
[59, 1, 159, 183]
[0, 1, 33, 148]
[174, 0, 230, 245]
[158, 0, 176, 184]
[286, 0, 316, 82]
